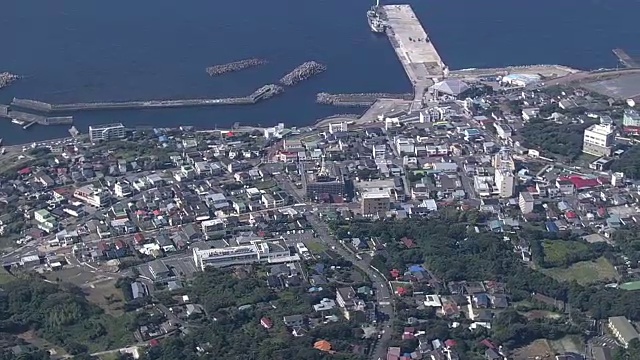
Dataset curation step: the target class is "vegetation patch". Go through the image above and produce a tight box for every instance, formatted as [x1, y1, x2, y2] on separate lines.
[541, 257, 617, 285]
[541, 240, 590, 267]
[0, 268, 16, 284]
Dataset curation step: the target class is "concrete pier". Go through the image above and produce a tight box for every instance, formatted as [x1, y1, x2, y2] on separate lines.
[613, 49, 639, 69]
[380, 4, 446, 111]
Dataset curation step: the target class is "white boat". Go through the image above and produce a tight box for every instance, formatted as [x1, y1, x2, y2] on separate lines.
[11, 119, 25, 125]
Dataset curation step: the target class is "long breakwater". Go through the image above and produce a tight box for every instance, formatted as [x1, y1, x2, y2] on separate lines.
[11, 84, 285, 113]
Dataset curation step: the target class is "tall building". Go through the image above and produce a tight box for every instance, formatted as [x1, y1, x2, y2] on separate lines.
[495, 169, 515, 198]
[623, 109, 640, 127]
[361, 190, 390, 217]
[89, 123, 126, 142]
[519, 191, 534, 214]
[583, 124, 614, 157]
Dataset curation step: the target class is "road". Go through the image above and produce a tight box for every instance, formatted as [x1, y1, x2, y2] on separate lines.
[275, 172, 394, 360]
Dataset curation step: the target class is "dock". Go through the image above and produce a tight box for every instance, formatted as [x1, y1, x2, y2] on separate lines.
[613, 49, 639, 69]
[0, 106, 74, 128]
[379, 4, 446, 111]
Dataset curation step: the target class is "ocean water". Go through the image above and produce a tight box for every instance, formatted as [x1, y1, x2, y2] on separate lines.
[0, 0, 639, 145]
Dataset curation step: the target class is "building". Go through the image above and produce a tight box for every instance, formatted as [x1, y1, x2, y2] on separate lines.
[335, 286, 365, 320]
[34, 209, 58, 233]
[583, 124, 614, 157]
[148, 260, 171, 280]
[623, 109, 640, 127]
[519, 192, 534, 214]
[302, 162, 345, 201]
[328, 122, 348, 134]
[608, 316, 640, 348]
[494, 123, 513, 140]
[361, 190, 390, 217]
[495, 169, 515, 198]
[74, 185, 110, 207]
[89, 123, 126, 142]
[429, 79, 470, 98]
[192, 241, 295, 270]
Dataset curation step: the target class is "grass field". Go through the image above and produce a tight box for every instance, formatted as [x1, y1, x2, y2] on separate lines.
[542, 257, 618, 285]
[305, 241, 327, 255]
[542, 240, 589, 265]
[0, 268, 16, 284]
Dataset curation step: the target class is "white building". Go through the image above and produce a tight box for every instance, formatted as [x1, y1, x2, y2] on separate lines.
[328, 122, 348, 134]
[495, 169, 515, 198]
[73, 185, 110, 207]
[583, 124, 614, 157]
[519, 191, 534, 214]
[395, 137, 415, 155]
[192, 241, 295, 270]
[114, 182, 132, 198]
[612, 172, 625, 187]
[264, 123, 286, 139]
[623, 109, 640, 127]
[89, 123, 126, 142]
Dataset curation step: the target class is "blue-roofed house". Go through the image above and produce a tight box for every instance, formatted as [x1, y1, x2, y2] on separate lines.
[546, 221, 559, 233]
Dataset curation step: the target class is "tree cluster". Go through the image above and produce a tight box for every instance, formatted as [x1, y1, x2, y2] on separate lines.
[521, 118, 597, 159]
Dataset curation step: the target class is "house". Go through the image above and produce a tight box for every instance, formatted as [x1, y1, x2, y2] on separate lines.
[283, 315, 305, 328]
[351, 237, 368, 250]
[260, 317, 273, 329]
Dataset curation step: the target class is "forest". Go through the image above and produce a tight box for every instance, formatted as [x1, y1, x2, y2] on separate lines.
[0, 278, 132, 357]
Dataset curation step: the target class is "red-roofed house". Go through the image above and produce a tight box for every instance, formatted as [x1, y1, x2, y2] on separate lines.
[390, 269, 401, 279]
[402, 327, 415, 340]
[445, 339, 457, 348]
[260, 317, 273, 329]
[149, 339, 160, 347]
[565, 211, 578, 219]
[18, 167, 31, 175]
[133, 233, 146, 245]
[481, 339, 496, 349]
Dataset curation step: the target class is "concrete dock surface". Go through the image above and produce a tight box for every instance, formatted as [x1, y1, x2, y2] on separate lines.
[380, 4, 446, 110]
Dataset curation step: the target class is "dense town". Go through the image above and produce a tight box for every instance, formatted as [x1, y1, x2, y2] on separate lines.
[3, 71, 640, 360]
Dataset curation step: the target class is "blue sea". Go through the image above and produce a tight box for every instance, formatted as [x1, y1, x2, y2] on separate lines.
[0, 0, 639, 145]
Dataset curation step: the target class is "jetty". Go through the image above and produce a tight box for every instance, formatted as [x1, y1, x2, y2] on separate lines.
[379, 4, 446, 111]
[10, 83, 286, 113]
[316, 92, 413, 107]
[613, 49, 639, 69]
[206, 58, 268, 76]
[279, 61, 327, 86]
[0, 72, 20, 90]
